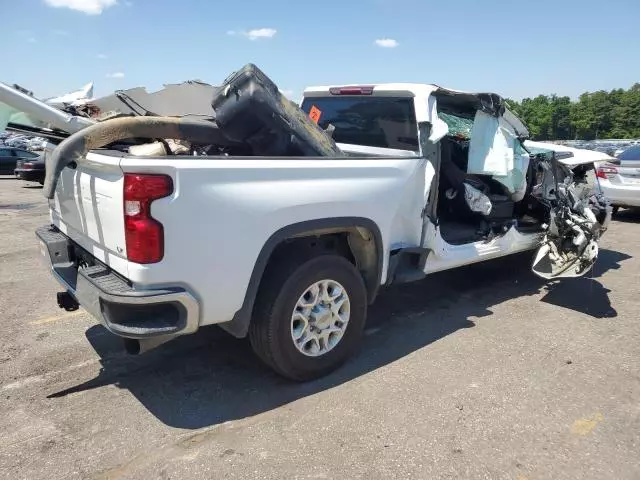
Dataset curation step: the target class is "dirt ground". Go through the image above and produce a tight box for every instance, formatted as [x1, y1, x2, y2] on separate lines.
[1, 176, 639, 480]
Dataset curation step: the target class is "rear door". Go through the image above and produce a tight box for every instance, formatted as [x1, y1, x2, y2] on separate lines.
[50, 151, 129, 277]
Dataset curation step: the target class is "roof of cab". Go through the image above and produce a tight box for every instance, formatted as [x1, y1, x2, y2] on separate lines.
[302, 83, 530, 138]
[303, 83, 441, 97]
[303, 83, 502, 98]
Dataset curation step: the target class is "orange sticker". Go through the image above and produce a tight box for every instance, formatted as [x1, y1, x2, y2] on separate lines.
[309, 105, 322, 124]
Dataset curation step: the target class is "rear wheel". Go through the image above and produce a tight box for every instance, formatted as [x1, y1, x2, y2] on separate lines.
[249, 254, 367, 381]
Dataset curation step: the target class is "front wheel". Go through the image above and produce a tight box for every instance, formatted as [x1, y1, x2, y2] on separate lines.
[249, 254, 367, 381]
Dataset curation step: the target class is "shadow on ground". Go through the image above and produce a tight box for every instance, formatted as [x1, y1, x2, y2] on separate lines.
[47, 249, 630, 428]
[612, 208, 640, 224]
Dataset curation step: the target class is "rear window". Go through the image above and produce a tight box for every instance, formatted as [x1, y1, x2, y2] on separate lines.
[15, 149, 38, 158]
[300, 96, 418, 151]
[618, 145, 640, 162]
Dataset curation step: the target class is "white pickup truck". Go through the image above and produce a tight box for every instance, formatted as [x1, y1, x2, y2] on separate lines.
[8, 79, 611, 380]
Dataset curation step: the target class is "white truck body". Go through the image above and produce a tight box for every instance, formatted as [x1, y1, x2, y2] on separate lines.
[29, 81, 611, 379]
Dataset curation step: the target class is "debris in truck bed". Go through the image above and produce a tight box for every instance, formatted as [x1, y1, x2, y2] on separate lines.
[42, 63, 344, 198]
[88, 80, 220, 119]
[211, 63, 342, 157]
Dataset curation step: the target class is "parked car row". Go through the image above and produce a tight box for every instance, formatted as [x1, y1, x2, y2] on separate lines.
[566, 139, 640, 158]
[595, 144, 640, 213]
[1, 132, 47, 151]
[0, 145, 45, 184]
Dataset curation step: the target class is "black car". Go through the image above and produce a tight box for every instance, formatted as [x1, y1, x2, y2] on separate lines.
[0, 146, 40, 174]
[14, 157, 46, 184]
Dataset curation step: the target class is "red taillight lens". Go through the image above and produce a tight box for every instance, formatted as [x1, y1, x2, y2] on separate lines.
[329, 86, 374, 96]
[123, 173, 173, 264]
[596, 165, 618, 179]
[22, 162, 34, 170]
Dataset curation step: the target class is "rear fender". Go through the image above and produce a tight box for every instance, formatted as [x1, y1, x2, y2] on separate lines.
[219, 217, 383, 338]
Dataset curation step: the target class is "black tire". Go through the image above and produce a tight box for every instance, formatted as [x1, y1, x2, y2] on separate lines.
[249, 254, 367, 381]
[612, 206, 620, 216]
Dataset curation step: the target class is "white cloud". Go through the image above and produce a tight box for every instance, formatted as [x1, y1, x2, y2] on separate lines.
[28, 37, 37, 43]
[374, 38, 399, 48]
[123, 0, 133, 5]
[106, 72, 125, 79]
[245, 28, 277, 40]
[96, 53, 108, 59]
[44, 0, 118, 15]
[228, 28, 277, 40]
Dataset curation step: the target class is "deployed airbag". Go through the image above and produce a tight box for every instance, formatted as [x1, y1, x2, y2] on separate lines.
[467, 111, 529, 201]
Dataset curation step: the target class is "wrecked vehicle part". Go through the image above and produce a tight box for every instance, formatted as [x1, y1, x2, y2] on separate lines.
[42, 64, 343, 198]
[0, 81, 95, 137]
[212, 63, 342, 157]
[531, 152, 612, 279]
[463, 183, 493, 216]
[43, 116, 237, 198]
[88, 81, 219, 119]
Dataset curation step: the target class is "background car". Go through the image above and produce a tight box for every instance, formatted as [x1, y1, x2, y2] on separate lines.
[14, 156, 45, 184]
[0, 146, 40, 174]
[595, 145, 640, 214]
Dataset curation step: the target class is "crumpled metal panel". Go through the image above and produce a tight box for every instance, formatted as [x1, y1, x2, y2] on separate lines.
[89, 81, 219, 119]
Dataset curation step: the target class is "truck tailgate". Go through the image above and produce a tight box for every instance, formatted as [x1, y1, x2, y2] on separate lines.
[49, 151, 129, 278]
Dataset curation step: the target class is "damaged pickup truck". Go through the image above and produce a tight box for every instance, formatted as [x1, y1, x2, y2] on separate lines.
[1, 65, 612, 380]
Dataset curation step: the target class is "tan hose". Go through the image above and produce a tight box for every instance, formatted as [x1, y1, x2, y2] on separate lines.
[43, 116, 233, 199]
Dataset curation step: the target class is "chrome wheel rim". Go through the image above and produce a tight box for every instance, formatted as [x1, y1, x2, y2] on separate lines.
[290, 279, 351, 357]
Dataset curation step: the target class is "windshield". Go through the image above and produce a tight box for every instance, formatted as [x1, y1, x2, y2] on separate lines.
[300, 96, 418, 151]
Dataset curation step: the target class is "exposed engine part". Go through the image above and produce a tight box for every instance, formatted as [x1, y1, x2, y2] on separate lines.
[43, 116, 239, 198]
[531, 153, 612, 279]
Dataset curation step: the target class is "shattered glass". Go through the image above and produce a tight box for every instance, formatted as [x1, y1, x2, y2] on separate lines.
[524, 144, 555, 160]
[438, 112, 474, 139]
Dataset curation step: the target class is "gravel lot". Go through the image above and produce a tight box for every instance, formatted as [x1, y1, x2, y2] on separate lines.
[1, 175, 639, 480]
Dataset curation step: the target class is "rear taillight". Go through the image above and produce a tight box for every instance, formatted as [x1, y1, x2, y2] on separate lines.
[596, 165, 618, 179]
[329, 86, 374, 96]
[22, 162, 34, 170]
[123, 173, 173, 264]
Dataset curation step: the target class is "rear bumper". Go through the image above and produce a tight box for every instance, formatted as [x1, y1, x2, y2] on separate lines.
[35, 225, 200, 339]
[596, 182, 640, 208]
[14, 169, 44, 182]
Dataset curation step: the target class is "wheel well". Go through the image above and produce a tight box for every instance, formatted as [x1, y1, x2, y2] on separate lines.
[220, 219, 383, 339]
[265, 227, 379, 300]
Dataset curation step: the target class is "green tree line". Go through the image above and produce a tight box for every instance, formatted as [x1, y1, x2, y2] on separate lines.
[505, 84, 640, 141]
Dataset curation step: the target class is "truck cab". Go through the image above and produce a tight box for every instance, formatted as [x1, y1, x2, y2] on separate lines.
[300, 83, 610, 280]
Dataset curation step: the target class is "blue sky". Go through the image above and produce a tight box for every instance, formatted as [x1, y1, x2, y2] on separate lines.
[3, 0, 639, 101]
